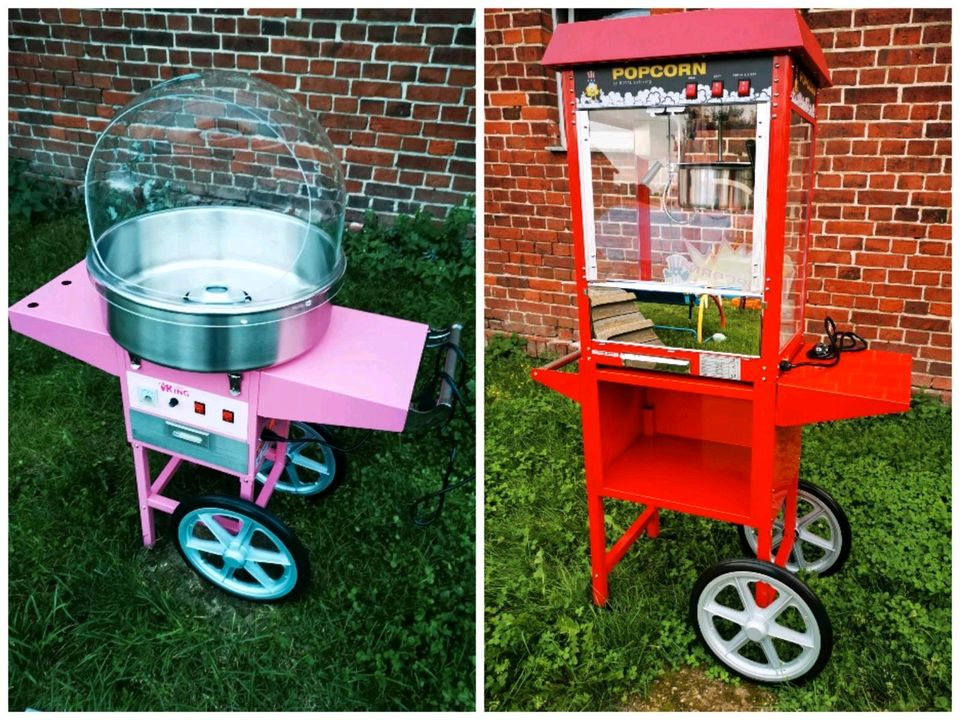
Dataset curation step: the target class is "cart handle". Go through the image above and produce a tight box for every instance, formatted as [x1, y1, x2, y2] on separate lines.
[404, 322, 466, 432]
[435, 322, 464, 411]
[531, 350, 581, 402]
[536, 350, 581, 373]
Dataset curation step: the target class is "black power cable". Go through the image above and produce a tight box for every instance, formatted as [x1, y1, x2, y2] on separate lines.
[411, 446, 474, 528]
[779, 316, 868, 372]
[408, 337, 474, 526]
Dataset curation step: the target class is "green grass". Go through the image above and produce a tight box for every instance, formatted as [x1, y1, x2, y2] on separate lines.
[636, 300, 761, 354]
[484, 337, 951, 711]
[8, 205, 476, 712]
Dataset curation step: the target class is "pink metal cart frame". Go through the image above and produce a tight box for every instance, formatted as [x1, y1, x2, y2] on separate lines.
[11, 260, 433, 600]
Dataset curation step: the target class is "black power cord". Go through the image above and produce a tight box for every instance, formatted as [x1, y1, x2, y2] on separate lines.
[411, 445, 474, 528]
[779, 316, 868, 372]
[408, 337, 474, 526]
[411, 339, 471, 424]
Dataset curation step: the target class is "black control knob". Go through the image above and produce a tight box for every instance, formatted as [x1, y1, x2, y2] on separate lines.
[169, 397, 179, 408]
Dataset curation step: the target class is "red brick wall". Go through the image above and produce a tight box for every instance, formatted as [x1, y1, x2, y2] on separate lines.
[483, 8, 952, 398]
[8, 8, 476, 221]
[485, 10, 575, 349]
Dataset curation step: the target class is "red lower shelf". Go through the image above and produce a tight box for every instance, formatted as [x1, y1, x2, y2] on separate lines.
[602, 434, 752, 524]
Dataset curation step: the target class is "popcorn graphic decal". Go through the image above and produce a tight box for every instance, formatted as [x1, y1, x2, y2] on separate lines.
[584, 70, 600, 100]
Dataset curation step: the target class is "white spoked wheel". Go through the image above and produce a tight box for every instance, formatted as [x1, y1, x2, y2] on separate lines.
[172, 495, 310, 602]
[738, 482, 851, 577]
[256, 422, 345, 498]
[690, 559, 832, 684]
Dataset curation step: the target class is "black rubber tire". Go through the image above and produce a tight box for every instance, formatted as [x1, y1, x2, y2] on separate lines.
[258, 422, 347, 501]
[172, 494, 311, 602]
[300, 424, 347, 499]
[690, 558, 833, 685]
[737, 481, 852, 577]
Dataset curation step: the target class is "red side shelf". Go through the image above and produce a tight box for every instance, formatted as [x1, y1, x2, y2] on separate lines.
[775, 347, 912, 426]
[602, 435, 752, 524]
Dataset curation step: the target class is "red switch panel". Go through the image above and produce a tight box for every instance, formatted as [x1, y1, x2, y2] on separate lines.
[685, 82, 697, 99]
[711, 80, 723, 98]
[737, 79, 751, 96]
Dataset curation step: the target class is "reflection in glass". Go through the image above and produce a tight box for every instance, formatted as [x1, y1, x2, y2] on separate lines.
[587, 104, 760, 293]
[585, 104, 764, 358]
[781, 113, 812, 350]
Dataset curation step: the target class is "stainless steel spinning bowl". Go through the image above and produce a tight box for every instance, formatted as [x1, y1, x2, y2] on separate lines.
[86, 206, 345, 372]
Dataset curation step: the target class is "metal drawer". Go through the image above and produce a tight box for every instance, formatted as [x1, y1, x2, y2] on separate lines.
[130, 409, 249, 473]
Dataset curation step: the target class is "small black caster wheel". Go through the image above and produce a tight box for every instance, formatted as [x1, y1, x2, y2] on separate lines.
[690, 558, 832, 684]
[738, 481, 851, 576]
[172, 495, 310, 602]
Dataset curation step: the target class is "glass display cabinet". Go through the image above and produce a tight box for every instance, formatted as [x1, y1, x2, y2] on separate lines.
[533, 9, 912, 683]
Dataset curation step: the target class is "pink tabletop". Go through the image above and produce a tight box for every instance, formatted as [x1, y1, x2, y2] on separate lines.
[258, 307, 428, 431]
[9, 261, 119, 375]
[10, 261, 429, 431]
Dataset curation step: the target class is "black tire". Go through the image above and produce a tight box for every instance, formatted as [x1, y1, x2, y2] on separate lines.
[172, 494, 311, 602]
[301, 424, 348, 499]
[690, 558, 833, 685]
[256, 422, 347, 501]
[737, 481, 851, 577]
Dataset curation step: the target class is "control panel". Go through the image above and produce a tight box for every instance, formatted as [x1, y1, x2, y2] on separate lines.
[126, 371, 249, 442]
[574, 54, 773, 109]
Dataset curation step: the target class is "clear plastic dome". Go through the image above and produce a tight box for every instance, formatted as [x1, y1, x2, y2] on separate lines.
[86, 70, 345, 307]
[84, 71, 348, 372]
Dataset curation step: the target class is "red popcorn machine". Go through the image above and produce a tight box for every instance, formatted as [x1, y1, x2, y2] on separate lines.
[532, 9, 912, 683]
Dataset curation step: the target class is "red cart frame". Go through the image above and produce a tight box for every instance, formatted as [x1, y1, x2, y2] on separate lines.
[531, 9, 912, 683]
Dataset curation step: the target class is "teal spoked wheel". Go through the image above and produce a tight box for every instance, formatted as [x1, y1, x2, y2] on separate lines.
[172, 495, 310, 602]
[690, 558, 832, 684]
[256, 422, 345, 498]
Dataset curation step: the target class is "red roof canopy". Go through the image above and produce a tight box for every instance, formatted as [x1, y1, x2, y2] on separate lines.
[541, 8, 831, 87]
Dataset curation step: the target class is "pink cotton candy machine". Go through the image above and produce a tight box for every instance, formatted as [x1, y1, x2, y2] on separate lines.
[10, 71, 466, 602]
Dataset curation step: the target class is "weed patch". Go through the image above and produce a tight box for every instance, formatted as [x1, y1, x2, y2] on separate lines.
[8, 160, 73, 223]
